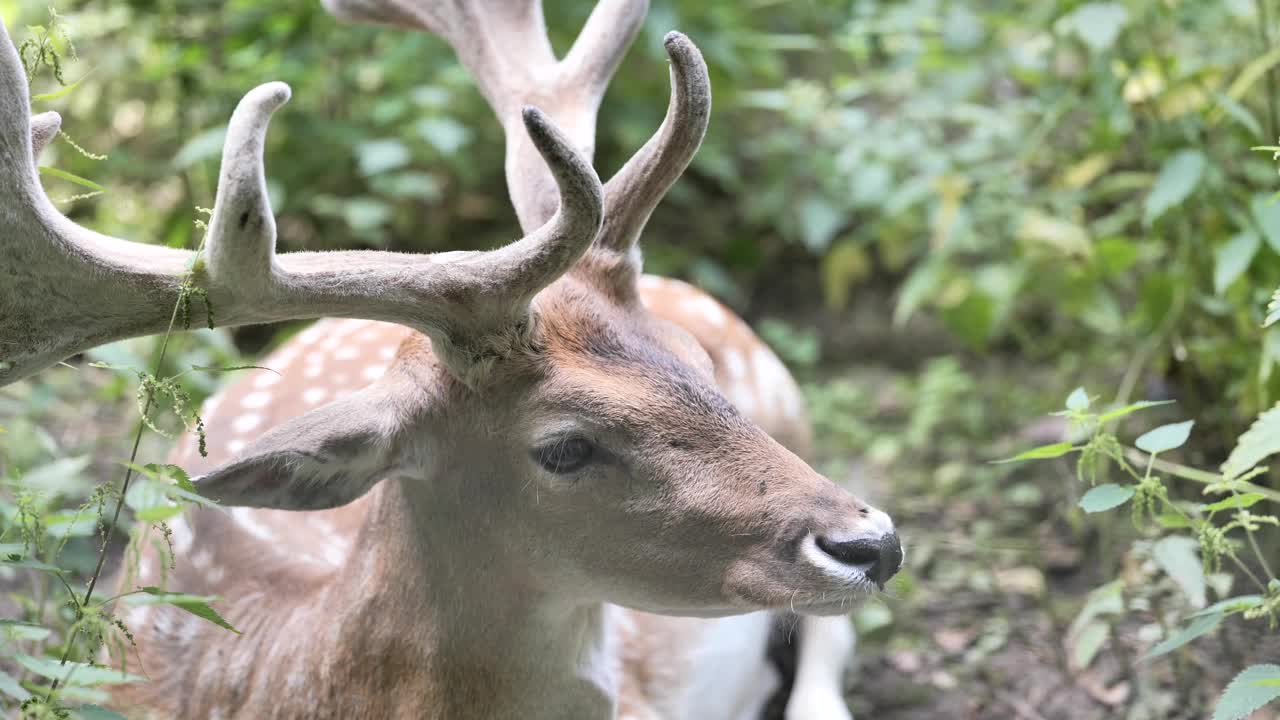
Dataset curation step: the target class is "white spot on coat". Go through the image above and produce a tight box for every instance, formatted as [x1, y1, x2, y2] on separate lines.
[303, 387, 329, 405]
[232, 414, 262, 434]
[240, 391, 272, 409]
[227, 439, 246, 455]
[230, 508, 275, 541]
[361, 365, 386, 381]
[252, 371, 281, 389]
[335, 346, 360, 361]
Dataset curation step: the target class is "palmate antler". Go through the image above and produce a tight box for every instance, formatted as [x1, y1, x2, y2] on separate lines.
[0, 18, 602, 386]
[322, 0, 712, 287]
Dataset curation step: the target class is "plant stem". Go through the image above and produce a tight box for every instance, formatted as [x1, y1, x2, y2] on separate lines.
[1123, 448, 1280, 503]
[46, 299, 184, 699]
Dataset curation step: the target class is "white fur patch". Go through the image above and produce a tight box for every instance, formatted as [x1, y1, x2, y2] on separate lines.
[361, 365, 386, 381]
[380, 345, 397, 360]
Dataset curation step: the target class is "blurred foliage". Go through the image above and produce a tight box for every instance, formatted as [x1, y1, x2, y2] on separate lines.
[10, 0, 1280, 430]
[7, 0, 1280, 717]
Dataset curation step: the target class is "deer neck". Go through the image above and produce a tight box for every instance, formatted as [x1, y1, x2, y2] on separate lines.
[333, 477, 619, 720]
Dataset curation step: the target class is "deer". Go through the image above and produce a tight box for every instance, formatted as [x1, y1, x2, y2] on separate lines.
[0, 2, 903, 718]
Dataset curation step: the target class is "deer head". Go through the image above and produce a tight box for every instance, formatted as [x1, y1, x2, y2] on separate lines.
[181, 1, 902, 618]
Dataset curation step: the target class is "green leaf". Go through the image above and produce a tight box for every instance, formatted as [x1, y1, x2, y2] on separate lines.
[1267, 286, 1280, 327]
[1070, 619, 1109, 670]
[0, 619, 51, 642]
[415, 117, 472, 155]
[1214, 231, 1260, 295]
[1057, 3, 1129, 53]
[31, 69, 91, 102]
[73, 705, 128, 720]
[1135, 420, 1194, 454]
[1201, 493, 1266, 513]
[894, 260, 945, 327]
[0, 669, 30, 701]
[797, 197, 844, 253]
[1152, 536, 1206, 608]
[1252, 194, 1280, 253]
[1222, 403, 1280, 481]
[993, 442, 1076, 463]
[173, 126, 227, 168]
[1079, 484, 1135, 513]
[1213, 664, 1280, 720]
[1098, 400, 1175, 423]
[14, 655, 144, 686]
[1143, 612, 1221, 660]
[2, 558, 65, 574]
[1144, 150, 1206, 226]
[1192, 595, 1265, 617]
[21, 456, 91, 494]
[1066, 387, 1090, 411]
[38, 166, 105, 192]
[131, 587, 240, 634]
[356, 138, 411, 177]
[1215, 92, 1264, 138]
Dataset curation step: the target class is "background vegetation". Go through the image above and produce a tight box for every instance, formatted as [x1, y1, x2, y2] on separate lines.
[3, 0, 1280, 717]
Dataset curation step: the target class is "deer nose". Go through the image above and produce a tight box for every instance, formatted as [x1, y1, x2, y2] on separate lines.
[815, 532, 904, 588]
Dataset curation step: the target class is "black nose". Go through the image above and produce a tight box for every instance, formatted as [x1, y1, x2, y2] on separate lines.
[816, 532, 904, 588]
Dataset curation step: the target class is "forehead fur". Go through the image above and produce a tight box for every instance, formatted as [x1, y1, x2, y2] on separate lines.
[531, 278, 747, 440]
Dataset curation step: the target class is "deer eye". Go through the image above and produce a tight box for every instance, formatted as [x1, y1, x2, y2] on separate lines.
[532, 437, 597, 474]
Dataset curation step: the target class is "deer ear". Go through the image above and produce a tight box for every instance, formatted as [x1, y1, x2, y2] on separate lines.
[195, 383, 418, 510]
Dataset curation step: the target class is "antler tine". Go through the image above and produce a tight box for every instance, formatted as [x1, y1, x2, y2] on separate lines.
[594, 32, 710, 263]
[205, 82, 292, 290]
[30, 111, 60, 160]
[322, 0, 648, 233]
[0, 17, 601, 386]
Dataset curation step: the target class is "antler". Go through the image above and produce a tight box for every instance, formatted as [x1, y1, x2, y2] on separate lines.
[322, 0, 711, 285]
[0, 19, 601, 387]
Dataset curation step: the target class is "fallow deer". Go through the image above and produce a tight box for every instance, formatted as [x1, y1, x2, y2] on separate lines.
[0, 2, 902, 718]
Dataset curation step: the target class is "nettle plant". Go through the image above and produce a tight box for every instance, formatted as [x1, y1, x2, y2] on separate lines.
[1, 19, 237, 720]
[1004, 385, 1280, 720]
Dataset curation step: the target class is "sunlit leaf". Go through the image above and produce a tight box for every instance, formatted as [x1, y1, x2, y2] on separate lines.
[1079, 484, 1135, 513]
[1098, 400, 1175, 423]
[1214, 231, 1260, 295]
[1152, 536, 1206, 608]
[173, 126, 227, 169]
[993, 442, 1076, 463]
[1135, 420, 1194, 454]
[131, 587, 240, 634]
[39, 166, 105, 192]
[1252, 194, 1280, 253]
[1056, 3, 1129, 53]
[1066, 387, 1090, 411]
[15, 655, 143, 686]
[1212, 664, 1280, 720]
[1221, 403, 1280, 481]
[1144, 150, 1205, 226]
[1201, 493, 1266, 513]
[0, 669, 29, 701]
[1143, 612, 1221, 660]
[31, 69, 91, 102]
